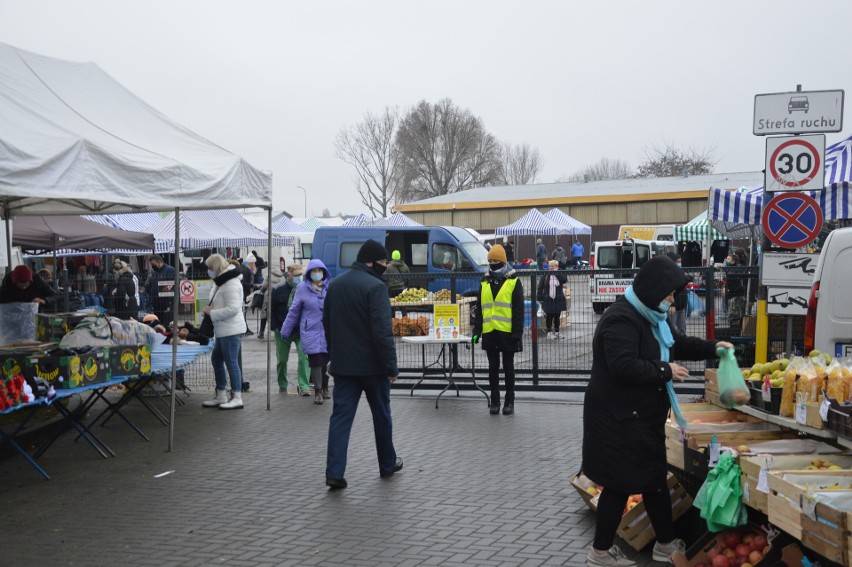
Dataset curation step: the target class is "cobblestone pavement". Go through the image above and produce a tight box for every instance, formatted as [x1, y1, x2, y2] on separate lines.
[1, 328, 686, 567]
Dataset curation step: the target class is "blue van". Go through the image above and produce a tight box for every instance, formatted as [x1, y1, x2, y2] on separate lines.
[312, 225, 489, 293]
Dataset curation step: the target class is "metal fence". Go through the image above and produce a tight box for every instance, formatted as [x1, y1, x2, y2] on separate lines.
[389, 266, 763, 394]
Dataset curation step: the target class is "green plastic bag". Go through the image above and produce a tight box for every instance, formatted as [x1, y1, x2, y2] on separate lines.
[716, 346, 750, 408]
[693, 454, 748, 532]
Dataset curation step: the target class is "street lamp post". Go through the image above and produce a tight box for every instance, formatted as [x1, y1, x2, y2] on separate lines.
[296, 185, 307, 217]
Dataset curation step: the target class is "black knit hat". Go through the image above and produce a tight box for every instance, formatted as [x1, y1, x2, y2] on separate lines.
[632, 255, 691, 309]
[356, 239, 388, 263]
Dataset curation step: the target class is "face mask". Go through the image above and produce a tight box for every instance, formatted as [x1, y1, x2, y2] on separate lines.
[676, 262, 682, 268]
[292, 275, 302, 285]
[310, 271, 323, 282]
[488, 262, 504, 272]
[208, 270, 217, 279]
[658, 300, 672, 312]
[372, 263, 387, 276]
[489, 263, 507, 276]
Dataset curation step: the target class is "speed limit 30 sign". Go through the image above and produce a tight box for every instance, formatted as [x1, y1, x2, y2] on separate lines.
[765, 134, 825, 192]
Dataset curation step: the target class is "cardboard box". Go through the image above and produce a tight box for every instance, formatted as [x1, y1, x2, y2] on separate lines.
[28, 347, 111, 389]
[109, 344, 152, 378]
[806, 401, 825, 429]
[35, 312, 87, 342]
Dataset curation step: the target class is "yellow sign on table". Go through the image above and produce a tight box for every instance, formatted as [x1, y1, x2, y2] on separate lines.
[433, 304, 460, 340]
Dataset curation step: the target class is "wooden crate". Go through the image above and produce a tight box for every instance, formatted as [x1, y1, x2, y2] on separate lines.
[617, 473, 692, 551]
[740, 454, 852, 515]
[570, 472, 600, 512]
[570, 472, 691, 551]
[705, 369, 720, 406]
[767, 470, 852, 540]
[801, 500, 852, 566]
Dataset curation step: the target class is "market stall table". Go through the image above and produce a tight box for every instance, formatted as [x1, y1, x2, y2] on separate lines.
[402, 334, 488, 408]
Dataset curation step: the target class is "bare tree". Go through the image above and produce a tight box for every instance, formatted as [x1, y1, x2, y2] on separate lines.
[564, 157, 633, 182]
[395, 98, 503, 202]
[335, 107, 401, 217]
[635, 144, 716, 178]
[502, 141, 544, 185]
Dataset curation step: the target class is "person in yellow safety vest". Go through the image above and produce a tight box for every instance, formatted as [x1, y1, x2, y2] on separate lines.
[472, 244, 525, 415]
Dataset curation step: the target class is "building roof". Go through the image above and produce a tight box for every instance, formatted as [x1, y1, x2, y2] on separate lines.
[394, 171, 765, 212]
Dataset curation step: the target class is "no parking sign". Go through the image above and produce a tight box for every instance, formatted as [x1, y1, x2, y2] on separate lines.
[761, 192, 823, 249]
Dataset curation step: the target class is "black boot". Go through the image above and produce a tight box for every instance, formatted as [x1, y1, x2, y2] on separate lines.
[257, 318, 267, 339]
[489, 396, 500, 415]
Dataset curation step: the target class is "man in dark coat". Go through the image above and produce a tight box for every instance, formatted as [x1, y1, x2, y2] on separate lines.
[145, 254, 176, 326]
[322, 239, 402, 489]
[582, 255, 732, 567]
[472, 244, 524, 415]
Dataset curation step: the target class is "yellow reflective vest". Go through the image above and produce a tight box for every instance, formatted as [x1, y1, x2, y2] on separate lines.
[481, 278, 517, 334]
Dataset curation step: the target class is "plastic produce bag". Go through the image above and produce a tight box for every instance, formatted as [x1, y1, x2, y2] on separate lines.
[687, 290, 704, 317]
[717, 346, 750, 408]
[0, 302, 38, 345]
[693, 454, 748, 532]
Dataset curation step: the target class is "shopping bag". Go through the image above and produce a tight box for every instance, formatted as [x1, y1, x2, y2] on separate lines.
[686, 290, 704, 317]
[716, 346, 750, 408]
[693, 454, 748, 532]
[199, 314, 215, 338]
[0, 302, 38, 345]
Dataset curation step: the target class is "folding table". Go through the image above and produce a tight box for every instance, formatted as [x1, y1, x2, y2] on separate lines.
[402, 334, 489, 408]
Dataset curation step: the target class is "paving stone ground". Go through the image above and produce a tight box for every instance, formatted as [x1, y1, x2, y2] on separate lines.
[0, 325, 694, 567]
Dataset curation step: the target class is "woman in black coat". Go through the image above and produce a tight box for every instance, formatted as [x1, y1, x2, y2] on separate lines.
[582, 256, 732, 567]
[537, 260, 568, 339]
[113, 261, 139, 320]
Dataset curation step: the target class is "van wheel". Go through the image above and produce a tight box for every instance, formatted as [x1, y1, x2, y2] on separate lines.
[592, 302, 606, 315]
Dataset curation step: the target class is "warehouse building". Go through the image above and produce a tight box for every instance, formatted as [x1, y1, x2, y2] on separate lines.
[394, 171, 764, 243]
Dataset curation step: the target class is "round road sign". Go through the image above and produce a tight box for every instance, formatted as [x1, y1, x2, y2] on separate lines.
[768, 138, 822, 188]
[761, 192, 823, 249]
[180, 279, 195, 303]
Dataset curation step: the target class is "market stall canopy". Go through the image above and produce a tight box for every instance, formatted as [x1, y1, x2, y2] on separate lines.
[298, 217, 326, 231]
[84, 212, 163, 232]
[543, 208, 592, 235]
[674, 210, 725, 242]
[0, 42, 272, 217]
[271, 215, 308, 233]
[708, 135, 852, 239]
[495, 208, 577, 236]
[147, 210, 291, 253]
[13, 215, 155, 251]
[378, 211, 422, 226]
[342, 213, 370, 227]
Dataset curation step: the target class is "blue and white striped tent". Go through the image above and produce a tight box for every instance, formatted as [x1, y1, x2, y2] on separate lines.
[709, 135, 852, 238]
[85, 212, 163, 232]
[299, 217, 326, 231]
[380, 211, 422, 226]
[271, 215, 308, 233]
[342, 213, 370, 227]
[543, 208, 592, 235]
[147, 210, 291, 253]
[495, 208, 577, 236]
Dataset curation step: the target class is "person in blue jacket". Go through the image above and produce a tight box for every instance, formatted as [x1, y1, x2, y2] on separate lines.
[281, 258, 331, 405]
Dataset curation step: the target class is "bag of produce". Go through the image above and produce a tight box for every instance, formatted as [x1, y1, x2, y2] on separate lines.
[717, 347, 750, 408]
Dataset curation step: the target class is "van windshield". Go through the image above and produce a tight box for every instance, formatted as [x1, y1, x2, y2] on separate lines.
[460, 242, 489, 268]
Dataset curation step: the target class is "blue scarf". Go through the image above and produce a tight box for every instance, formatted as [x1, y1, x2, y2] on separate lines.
[624, 286, 687, 429]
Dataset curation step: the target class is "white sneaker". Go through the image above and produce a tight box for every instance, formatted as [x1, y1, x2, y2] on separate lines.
[586, 545, 636, 567]
[546, 332, 554, 339]
[652, 539, 685, 563]
[554, 331, 561, 339]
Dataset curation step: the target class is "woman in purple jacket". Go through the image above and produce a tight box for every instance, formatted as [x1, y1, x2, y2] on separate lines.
[281, 258, 331, 405]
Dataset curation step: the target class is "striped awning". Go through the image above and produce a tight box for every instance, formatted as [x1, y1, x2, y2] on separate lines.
[380, 211, 422, 226]
[147, 210, 291, 252]
[495, 208, 577, 236]
[271, 215, 308, 233]
[674, 210, 725, 241]
[543, 208, 592, 235]
[708, 135, 852, 239]
[84, 212, 163, 232]
[299, 217, 326, 231]
[342, 213, 370, 227]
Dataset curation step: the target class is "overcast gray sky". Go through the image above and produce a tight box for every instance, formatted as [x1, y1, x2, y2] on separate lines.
[2, 1, 851, 218]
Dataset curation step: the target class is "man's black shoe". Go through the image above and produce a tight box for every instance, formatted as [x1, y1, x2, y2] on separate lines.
[381, 456, 404, 478]
[325, 477, 347, 490]
[489, 404, 500, 415]
[502, 403, 514, 415]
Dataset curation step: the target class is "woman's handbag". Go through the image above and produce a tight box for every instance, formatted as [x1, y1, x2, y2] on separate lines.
[199, 313, 214, 338]
[250, 290, 264, 310]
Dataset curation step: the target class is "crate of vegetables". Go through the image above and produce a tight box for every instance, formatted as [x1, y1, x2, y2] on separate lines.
[671, 526, 777, 567]
[391, 316, 430, 337]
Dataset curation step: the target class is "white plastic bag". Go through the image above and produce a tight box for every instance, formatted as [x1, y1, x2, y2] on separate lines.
[0, 302, 38, 345]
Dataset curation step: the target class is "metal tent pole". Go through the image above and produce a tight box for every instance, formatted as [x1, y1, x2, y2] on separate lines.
[266, 206, 272, 411]
[168, 207, 180, 451]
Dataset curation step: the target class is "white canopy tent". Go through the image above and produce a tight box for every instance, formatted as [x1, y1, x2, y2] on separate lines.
[0, 42, 274, 449]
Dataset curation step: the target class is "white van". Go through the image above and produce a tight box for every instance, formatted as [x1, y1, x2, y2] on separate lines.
[589, 239, 676, 313]
[617, 224, 675, 241]
[805, 227, 852, 357]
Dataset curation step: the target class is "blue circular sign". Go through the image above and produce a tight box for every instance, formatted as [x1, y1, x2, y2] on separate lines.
[761, 192, 823, 249]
